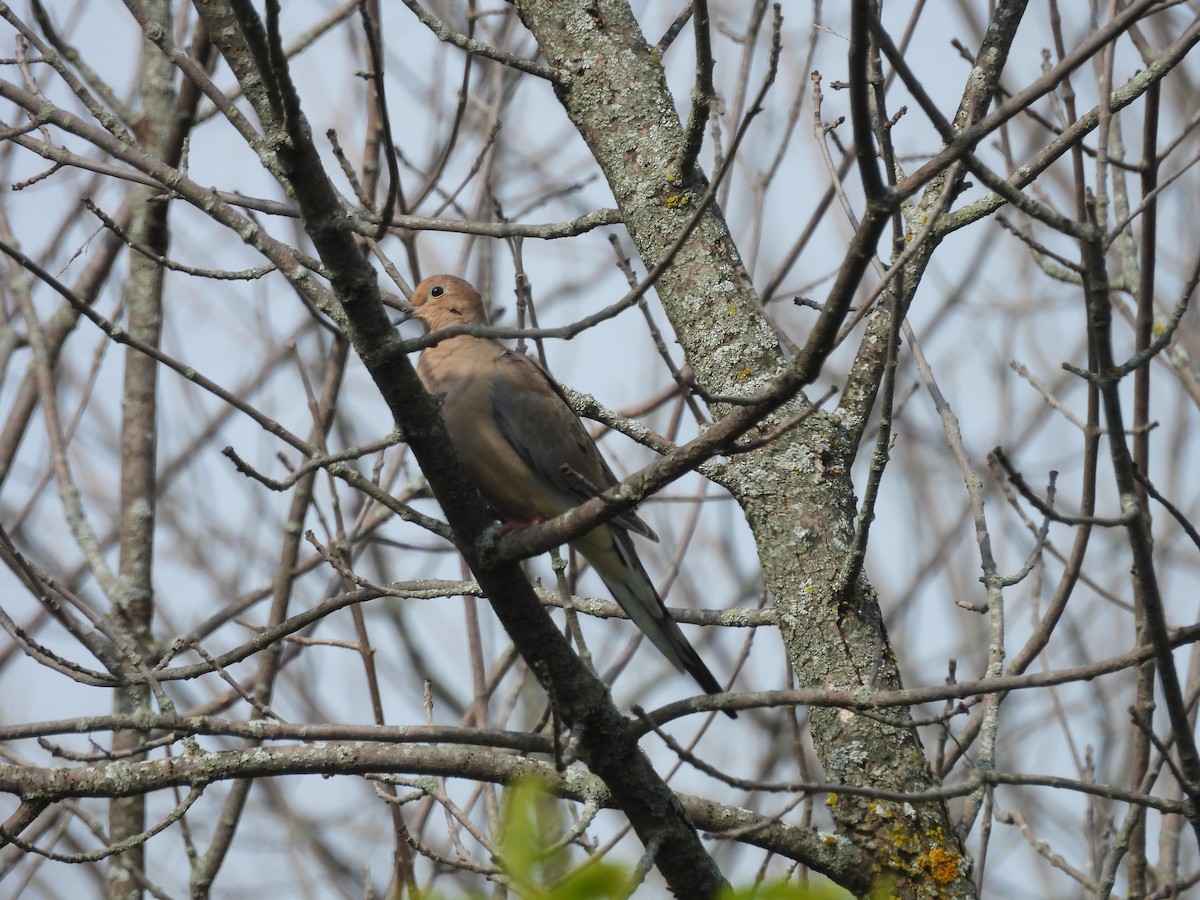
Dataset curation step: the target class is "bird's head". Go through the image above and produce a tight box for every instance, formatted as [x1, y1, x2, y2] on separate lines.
[401, 275, 489, 333]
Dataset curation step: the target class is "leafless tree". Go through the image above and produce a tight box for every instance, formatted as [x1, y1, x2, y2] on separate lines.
[0, 1, 1198, 897]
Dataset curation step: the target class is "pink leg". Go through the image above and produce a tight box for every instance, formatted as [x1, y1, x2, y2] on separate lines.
[495, 514, 548, 535]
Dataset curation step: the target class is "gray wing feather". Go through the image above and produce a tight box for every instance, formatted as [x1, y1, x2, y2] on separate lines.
[491, 350, 657, 540]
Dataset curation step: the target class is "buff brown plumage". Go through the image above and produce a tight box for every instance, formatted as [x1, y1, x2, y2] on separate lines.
[405, 275, 730, 712]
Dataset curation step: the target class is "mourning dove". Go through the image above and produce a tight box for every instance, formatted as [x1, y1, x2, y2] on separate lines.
[404, 275, 731, 711]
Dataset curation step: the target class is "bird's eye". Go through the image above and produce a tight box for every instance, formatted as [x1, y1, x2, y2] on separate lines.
[431, 285, 445, 298]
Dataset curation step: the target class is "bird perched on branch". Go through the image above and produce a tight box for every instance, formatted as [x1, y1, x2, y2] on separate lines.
[402, 274, 731, 714]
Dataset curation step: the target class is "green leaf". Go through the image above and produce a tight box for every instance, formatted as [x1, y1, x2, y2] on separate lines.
[719, 876, 854, 899]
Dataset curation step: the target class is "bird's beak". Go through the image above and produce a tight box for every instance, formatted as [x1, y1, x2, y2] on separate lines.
[393, 305, 417, 327]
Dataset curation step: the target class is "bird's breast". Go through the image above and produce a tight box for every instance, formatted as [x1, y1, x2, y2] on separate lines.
[418, 344, 571, 525]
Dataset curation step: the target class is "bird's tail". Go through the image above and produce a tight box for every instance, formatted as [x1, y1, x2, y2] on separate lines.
[577, 525, 735, 718]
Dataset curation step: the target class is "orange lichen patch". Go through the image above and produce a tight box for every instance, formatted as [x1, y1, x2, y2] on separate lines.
[920, 846, 962, 884]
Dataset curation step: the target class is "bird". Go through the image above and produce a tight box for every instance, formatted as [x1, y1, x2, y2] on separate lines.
[402, 274, 732, 714]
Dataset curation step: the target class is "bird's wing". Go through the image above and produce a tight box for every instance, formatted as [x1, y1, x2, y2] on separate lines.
[490, 349, 657, 541]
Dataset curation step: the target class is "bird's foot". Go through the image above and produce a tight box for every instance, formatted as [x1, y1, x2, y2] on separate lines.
[496, 515, 548, 535]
